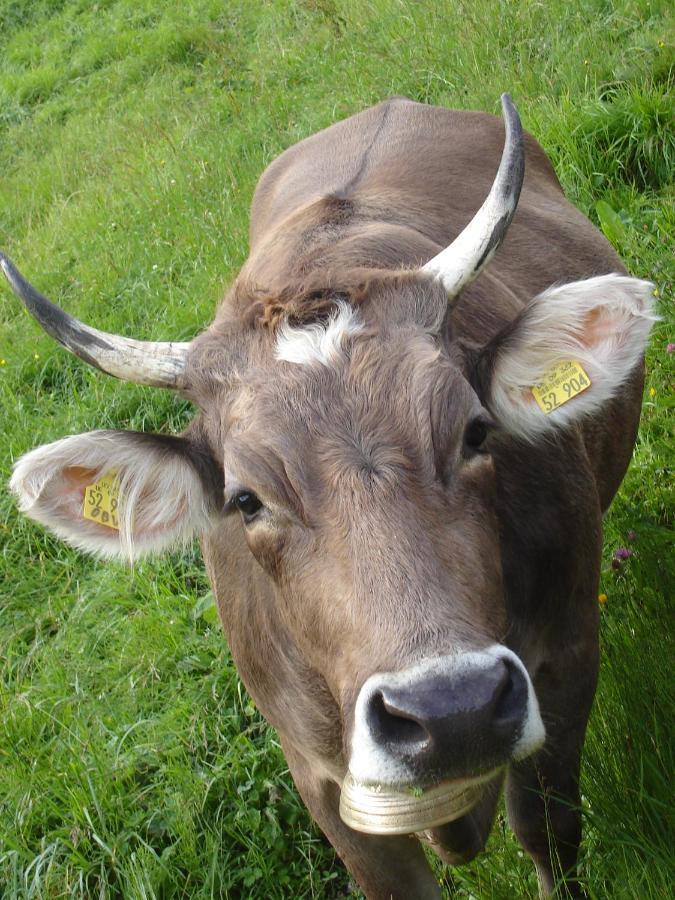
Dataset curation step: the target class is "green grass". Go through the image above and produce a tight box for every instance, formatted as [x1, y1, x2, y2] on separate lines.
[0, 1, 673, 897]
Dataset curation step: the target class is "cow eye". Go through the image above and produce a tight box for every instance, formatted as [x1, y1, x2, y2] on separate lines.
[464, 417, 492, 455]
[233, 491, 263, 522]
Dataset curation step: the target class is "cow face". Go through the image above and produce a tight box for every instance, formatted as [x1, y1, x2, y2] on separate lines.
[200, 283, 538, 798]
[184, 268, 653, 806]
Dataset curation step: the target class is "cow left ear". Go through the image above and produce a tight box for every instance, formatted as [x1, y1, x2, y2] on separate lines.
[477, 274, 656, 439]
[10, 430, 223, 560]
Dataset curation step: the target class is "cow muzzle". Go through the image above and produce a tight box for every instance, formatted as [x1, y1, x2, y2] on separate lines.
[340, 645, 545, 834]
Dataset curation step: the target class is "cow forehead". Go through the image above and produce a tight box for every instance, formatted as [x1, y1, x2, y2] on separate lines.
[235, 317, 472, 426]
[224, 318, 480, 494]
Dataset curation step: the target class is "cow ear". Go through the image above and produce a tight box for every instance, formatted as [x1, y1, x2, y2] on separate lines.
[478, 274, 656, 439]
[10, 430, 222, 560]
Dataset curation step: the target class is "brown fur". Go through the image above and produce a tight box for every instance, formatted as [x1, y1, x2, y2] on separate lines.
[179, 98, 642, 898]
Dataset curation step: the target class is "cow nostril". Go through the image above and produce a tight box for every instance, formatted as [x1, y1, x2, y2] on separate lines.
[493, 659, 528, 728]
[368, 690, 429, 747]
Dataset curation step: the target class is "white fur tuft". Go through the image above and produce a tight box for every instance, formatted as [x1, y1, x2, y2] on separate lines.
[274, 301, 364, 367]
[10, 431, 213, 561]
[489, 274, 656, 438]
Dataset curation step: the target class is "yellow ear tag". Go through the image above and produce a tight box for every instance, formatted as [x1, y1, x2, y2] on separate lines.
[83, 470, 120, 530]
[531, 361, 591, 414]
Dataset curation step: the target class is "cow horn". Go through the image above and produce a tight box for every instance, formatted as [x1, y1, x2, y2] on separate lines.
[0, 253, 189, 389]
[422, 93, 524, 299]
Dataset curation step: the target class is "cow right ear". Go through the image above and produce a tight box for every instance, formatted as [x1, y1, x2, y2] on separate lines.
[10, 430, 223, 561]
[475, 274, 656, 440]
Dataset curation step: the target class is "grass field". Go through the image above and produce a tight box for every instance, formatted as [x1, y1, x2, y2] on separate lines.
[0, 1, 673, 897]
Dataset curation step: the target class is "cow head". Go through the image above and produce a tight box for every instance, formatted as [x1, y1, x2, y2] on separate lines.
[5, 96, 654, 835]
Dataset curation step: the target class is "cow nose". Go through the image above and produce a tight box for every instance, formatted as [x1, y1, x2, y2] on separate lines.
[364, 657, 528, 778]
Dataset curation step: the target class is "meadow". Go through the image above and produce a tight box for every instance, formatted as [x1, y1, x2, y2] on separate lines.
[0, 0, 673, 897]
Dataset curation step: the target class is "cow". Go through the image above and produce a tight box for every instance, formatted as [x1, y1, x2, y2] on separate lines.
[3, 93, 655, 898]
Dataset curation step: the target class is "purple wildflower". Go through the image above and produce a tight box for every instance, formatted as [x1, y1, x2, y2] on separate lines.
[667, 343, 675, 353]
[613, 547, 633, 561]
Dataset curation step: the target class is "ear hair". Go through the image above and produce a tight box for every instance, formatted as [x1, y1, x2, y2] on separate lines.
[473, 274, 656, 439]
[10, 430, 223, 560]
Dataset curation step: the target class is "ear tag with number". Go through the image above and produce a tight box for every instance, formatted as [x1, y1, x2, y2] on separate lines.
[83, 470, 120, 530]
[531, 361, 591, 414]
